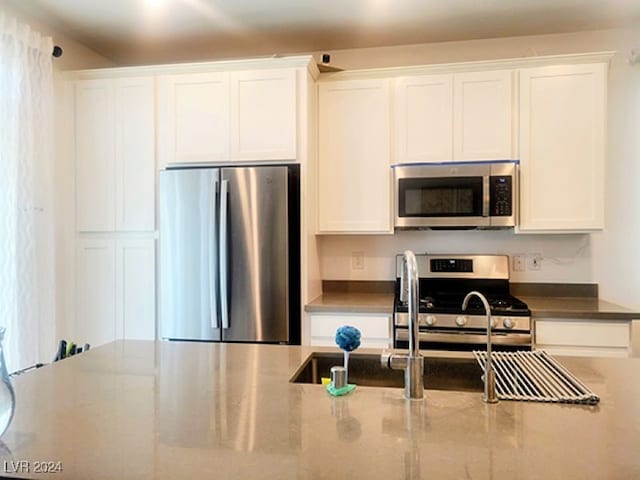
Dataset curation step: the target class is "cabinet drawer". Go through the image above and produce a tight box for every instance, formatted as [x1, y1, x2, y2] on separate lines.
[535, 319, 629, 348]
[310, 314, 391, 348]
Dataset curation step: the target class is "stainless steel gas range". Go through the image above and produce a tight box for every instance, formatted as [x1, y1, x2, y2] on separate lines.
[393, 254, 532, 351]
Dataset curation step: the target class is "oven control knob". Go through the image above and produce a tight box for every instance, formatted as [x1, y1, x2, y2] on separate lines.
[455, 315, 467, 327]
[425, 315, 436, 326]
[503, 318, 515, 329]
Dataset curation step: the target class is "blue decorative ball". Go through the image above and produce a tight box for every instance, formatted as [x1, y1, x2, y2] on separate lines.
[335, 326, 361, 352]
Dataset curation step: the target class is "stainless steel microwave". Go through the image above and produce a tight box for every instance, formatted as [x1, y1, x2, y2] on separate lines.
[393, 161, 518, 229]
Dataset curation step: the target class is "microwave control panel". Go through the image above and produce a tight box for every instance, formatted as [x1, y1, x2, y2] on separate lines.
[490, 176, 513, 217]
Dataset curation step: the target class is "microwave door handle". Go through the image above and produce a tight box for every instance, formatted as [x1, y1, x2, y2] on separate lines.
[482, 175, 490, 217]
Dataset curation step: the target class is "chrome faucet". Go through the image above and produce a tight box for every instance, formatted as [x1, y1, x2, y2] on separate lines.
[382, 250, 424, 400]
[461, 291, 498, 404]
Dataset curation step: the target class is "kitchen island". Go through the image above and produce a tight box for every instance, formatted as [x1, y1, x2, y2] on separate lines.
[3, 340, 639, 479]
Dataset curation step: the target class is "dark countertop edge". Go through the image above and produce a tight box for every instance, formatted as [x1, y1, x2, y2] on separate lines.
[304, 303, 394, 315]
[530, 309, 640, 321]
[532, 312, 639, 321]
[306, 294, 639, 320]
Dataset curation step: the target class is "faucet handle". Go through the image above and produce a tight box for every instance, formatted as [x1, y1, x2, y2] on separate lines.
[381, 350, 408, 370]
[399, 268, 408, 304]
[380, 350, 392, 368]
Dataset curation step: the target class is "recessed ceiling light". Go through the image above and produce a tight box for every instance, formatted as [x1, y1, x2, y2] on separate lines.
[145, 0, 168, 8]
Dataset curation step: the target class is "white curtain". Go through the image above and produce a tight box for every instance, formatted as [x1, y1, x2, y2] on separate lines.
[0, 13, 55, 373]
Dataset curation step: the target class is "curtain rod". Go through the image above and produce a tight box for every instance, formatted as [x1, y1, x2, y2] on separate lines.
[52, 45, 63, 58]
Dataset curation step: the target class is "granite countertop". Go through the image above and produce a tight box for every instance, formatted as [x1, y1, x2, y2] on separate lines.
[306, 293, 639, 320]
[4, 340, 640, 479]
[520, 296, 639, 320]
[305, 292, 395, 314]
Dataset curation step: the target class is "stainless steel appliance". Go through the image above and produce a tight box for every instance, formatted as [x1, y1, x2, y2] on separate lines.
[159, 165, 300, 344]
[393, 254, 531, 350]
[393, 160, 517, 229]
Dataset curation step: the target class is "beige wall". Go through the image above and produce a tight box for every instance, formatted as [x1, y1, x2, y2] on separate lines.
[0, 1, 115, 70]
[311, 27, 640, 310]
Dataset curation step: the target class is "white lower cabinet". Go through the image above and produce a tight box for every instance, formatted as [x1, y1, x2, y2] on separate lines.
[534, 318, 630, 358]
[76, 238, 156, 347]
[309, 313, 392, 349]
[76, 239, 117, 346]
[115, 239, 156, 341]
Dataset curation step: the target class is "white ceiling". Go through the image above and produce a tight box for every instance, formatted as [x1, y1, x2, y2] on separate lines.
[5, 0, 640, 65]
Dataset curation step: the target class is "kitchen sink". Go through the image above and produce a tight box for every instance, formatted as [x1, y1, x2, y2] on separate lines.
[290, 352, 483, 392]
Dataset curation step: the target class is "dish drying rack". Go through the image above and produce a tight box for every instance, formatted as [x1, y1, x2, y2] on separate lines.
[473, 350, 600, 405]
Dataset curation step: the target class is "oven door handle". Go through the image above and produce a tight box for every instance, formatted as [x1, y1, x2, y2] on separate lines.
[395, 329, 532, 345]
[482, 175, 490, 217]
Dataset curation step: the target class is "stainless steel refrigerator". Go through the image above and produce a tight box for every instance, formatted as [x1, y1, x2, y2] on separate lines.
[159, 165, 300, 344]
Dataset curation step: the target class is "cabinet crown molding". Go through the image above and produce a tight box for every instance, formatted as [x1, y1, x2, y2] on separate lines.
[63, 55, 318, 80]
[317, 51, 616, 81]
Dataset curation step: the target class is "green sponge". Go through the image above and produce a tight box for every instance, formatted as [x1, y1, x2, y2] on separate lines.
[326, 383, 356, 396]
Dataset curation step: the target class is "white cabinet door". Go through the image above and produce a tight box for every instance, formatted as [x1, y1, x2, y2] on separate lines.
[157, 72, 230, 166]
[76, 238, 156, 346]
[318, 79, 392, 233]
[453, 70, 514, 160]
[309, 314, 392, 349]
[114, 77, 156, 232]
[394, 74, 453, 163]
[230, 69, 297, 161]
[76, 239, 117, 347]
[518, 64, 606, 232]
[535, 318, 630, 358]
[115, 239, 156, 341]
[75, 80, 115, 232]
[75, 77, 156, 233]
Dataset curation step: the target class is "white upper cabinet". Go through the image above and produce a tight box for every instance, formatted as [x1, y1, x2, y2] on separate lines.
[75, 80, 116, 232]
[157, 72, 231, 165]
[394, 70, 514, 164]
[231, 69, 297, 161]
[518, 63, 606, 232]
[74, 77, 156, 233]
[114, 77, 156, 232]
[158, 68, 297, 166]
[318, 79, 392, 233]
[394, 74, 453, 163]
[453, 70, 514, 161]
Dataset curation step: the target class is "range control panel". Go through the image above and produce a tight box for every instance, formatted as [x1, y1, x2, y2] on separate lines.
[430, 259, 473, 273]
[490, 176, 513, 217]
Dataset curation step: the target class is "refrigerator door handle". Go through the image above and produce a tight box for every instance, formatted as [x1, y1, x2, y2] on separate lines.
[219, 179, 230, 330]
[210, 178, 220, 330]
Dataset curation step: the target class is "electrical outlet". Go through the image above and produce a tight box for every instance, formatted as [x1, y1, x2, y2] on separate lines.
[528, 253, 542, 271]
[351, 252, 365, 270]
[513, 255, 526, 272]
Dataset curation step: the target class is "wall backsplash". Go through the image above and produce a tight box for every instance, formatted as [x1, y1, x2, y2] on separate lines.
[319, 231, 592, 283]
